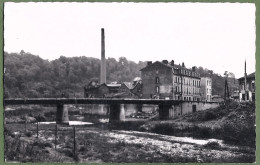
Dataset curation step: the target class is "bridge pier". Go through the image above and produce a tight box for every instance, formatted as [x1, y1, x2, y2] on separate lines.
[56, 104, 69, 124]
[136, 104, 143, 112]
[158, 104, 171, 120]
[109, 104, 125, 122]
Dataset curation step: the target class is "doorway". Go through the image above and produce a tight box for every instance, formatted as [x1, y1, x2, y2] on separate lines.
[192, 105, 196, 113]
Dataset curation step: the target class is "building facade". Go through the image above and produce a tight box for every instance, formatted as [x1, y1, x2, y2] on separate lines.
[238, 72, 255, 102]
[140, 60, 201, 101]
[84, 81, 122, 98]
[200, 77, 212, 102]
[212, 95, 224, 102]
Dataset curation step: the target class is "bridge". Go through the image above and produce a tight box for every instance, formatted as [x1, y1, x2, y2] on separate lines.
[4, 98, 219, 123]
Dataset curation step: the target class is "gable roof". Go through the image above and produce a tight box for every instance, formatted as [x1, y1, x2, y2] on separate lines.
[140, 61, 172, 71]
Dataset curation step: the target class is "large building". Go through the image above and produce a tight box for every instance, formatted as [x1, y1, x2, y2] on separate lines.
[200, 77, 212, 102]
[140, 60, 201, 101]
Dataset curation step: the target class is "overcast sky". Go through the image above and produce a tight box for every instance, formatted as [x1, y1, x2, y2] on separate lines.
[4, 2, 255, 78]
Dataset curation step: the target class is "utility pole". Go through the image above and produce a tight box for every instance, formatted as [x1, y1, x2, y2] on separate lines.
[224, 79, 229, 101]
[224, 71, 230, 102]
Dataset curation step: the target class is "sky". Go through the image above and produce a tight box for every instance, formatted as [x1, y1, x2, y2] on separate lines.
[4, 2, 255, 78]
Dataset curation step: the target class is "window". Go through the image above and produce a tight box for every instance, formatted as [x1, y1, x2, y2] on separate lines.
[156, 86, 159, 93]
[156, 77, 159, 83]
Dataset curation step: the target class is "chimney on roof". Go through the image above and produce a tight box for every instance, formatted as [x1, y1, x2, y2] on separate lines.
[147, 61, 152, 66]
[170, 60, 174, 66]
[162, 60, 168, 64]
[182, 62, 185, 67]
[100, 28, 106, 84]
[192, 66, 196, 71]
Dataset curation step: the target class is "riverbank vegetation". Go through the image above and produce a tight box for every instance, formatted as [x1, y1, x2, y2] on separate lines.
[4, 101, 255, 163]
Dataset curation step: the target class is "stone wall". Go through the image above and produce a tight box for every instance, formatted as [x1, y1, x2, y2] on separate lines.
[168, 102, 219, 119]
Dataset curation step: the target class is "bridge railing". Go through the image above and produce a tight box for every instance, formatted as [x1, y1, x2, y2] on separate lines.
[4, 98, 184, 105]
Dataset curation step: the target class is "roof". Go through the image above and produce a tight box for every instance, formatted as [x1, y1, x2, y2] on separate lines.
[123, 82, 134, 89]
[140, 61, 172, 71]
[106, 83, 121, 88]
[238, 72, 255, 80]
[85, 83, 121, 90]
[140, 61, 200, 78]
[140, 61, 197, 72]
[133, 77, 142, 82]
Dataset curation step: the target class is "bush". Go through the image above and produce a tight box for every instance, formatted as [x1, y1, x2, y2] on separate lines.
[36, 114, 46, 122]
[192, 125, 212, 139]
[150, 123, 175, 135]
[222, 120, 255, 147]
[62, 148, 74, 157]
[203, 141, 221, 149]
[203, 111, 217, 121]
[44, 142, 52, 148]
[25, 131, 32, 137]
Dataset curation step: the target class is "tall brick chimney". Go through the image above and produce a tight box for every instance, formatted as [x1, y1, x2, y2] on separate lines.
[244, 59, 247, 91]
[100, 28, 106, 84]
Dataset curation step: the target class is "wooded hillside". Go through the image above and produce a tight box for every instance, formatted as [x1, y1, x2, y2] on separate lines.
[4, 51, 146, 98]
